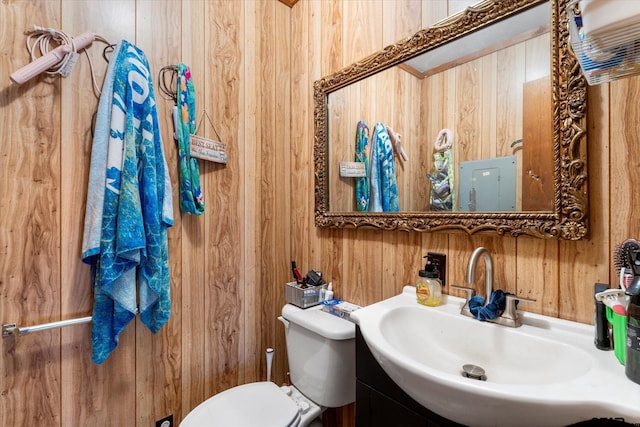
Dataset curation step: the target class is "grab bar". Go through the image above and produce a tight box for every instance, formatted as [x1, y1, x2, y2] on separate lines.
[3, 316, 92, 337]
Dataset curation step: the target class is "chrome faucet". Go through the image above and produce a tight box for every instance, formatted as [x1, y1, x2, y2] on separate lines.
[465, 247, 493, 304]
[451, 246, 535, 327]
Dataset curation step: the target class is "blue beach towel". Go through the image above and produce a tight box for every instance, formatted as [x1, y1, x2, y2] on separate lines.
[369, 123, 399, 212]
[82, 40, 174, 364]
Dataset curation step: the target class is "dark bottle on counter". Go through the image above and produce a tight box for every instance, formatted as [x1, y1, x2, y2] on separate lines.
[624, 248, 640, 384]
[627, 291, 640, 385]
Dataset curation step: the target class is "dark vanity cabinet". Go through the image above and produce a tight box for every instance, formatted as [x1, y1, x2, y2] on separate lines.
[355, 326, 463, 427]
[355, 326, 634, 427]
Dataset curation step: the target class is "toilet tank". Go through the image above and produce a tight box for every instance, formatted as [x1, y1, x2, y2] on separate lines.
[280, 304, 355, 408]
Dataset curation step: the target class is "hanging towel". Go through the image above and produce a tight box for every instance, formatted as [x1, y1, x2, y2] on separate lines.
[354, 120, 370, 212]
[428, 129, 455, 211]
[369, 124, 381, 212]
[176, 63, 204, 215]
[82, 40, 174, 364]
[369, 123, 399, 212]
[82, 42, 121, 262]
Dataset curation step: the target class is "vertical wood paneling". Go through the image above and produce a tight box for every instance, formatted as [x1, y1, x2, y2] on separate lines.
[4, 0, 285, 425]
[456, 60, 481, 165]
[59, 2, 138, 426]
[241, 0, 260, 387]
[134, 1, 183, 424]
[290, 0, 316, 383]
[314, 0, 340, 292]
[180, 0, 207, 416]
[343, 0, 381, 68]
[382, 0, 423, 45]
[258, 0, 292, 385]
[496, 44, 525, 155]
[481, 52, 499, 158]
[275, 0, 292, 368]
[328, 84, 351, 211]
[610, 78, 640, 252]
[1, 2, 62, 427]
[380, 0, 424, 309]
[517, 239, 559, 316]
[203, 0, 243, 398]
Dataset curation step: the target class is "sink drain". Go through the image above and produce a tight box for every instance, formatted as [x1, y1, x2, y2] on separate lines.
[462, 364, 487, 381]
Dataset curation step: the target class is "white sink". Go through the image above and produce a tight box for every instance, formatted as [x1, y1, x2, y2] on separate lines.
[350, 286, 640, 427]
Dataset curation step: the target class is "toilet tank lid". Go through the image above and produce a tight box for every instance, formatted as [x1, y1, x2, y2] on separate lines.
[282, 304, 355, 340]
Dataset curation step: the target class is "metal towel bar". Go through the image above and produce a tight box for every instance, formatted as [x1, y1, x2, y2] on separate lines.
[3, 316, 92, 337]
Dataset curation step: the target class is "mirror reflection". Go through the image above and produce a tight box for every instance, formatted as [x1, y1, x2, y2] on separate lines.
[314, 0, 588, 239]
[328, 2, 551, 213]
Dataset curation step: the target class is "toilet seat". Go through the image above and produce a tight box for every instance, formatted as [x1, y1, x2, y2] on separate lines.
[180, 382, 301, 427]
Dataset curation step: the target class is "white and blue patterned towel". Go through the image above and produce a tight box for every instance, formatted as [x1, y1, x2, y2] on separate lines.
[82, 40, 174, 364]
[369, 123, 399, 212]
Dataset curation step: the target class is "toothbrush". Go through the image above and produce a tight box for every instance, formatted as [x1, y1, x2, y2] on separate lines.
[291, 261, 303, 283]
[596, 289, 629, 315]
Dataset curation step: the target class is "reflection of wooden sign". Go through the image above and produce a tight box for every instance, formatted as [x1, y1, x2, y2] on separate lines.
[339, 161, 366, 177]
[190, 134, 227, 164]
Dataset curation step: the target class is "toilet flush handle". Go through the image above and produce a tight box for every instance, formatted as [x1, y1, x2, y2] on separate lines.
[278, 316, 290, 329]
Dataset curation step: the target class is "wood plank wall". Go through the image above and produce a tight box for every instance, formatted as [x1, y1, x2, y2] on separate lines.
[1, 0, 288, 425]
[0, 0, 628, 426]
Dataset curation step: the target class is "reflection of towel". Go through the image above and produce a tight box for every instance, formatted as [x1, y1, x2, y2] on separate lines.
[355, 120, 369, 211]
[82, 40, 174, 364]
[369, 123, 399, 212]
[428, 150, 454, 211]
[428, 129, 455, 211]
[177, 63, 204, 215]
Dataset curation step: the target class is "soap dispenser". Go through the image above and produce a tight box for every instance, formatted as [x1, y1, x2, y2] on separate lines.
[416, 255, 442, 307]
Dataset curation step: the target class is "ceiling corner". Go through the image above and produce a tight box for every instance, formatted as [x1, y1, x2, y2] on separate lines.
[278, 0, 300, 8]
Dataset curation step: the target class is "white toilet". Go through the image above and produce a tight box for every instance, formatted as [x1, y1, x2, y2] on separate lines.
[180, 303, 356, 427]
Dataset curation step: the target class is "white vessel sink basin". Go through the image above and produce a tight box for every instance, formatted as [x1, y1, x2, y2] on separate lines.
[351, 286, 640, 427]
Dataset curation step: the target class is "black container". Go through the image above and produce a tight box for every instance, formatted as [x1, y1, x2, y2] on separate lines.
[626, 291, 640, 385]
[594, 283, 611, 350]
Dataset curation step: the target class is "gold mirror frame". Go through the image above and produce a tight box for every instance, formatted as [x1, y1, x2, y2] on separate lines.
[313, 0, 588, 240]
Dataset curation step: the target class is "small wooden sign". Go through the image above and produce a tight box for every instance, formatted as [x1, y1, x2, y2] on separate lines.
[339, 161, 367, 177]
[190, 134, 227, 164]
[189, 110, 227, 164]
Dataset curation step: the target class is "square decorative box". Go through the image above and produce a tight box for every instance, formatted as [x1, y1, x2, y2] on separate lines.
[285, 281, 323, 308]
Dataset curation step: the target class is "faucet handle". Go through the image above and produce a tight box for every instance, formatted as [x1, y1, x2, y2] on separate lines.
[505, 294, 536, 304]
[502, 294, 536, 325]
[450, 285, 475, 301]
[450, 285, 476, 318]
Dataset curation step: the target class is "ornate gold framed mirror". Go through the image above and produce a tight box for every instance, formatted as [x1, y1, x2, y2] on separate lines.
[313, 0, 588, 240]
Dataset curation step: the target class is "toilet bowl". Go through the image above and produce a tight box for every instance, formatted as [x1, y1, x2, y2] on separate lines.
[180, 304, 356, 427]
[179, 382, 316, 427]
